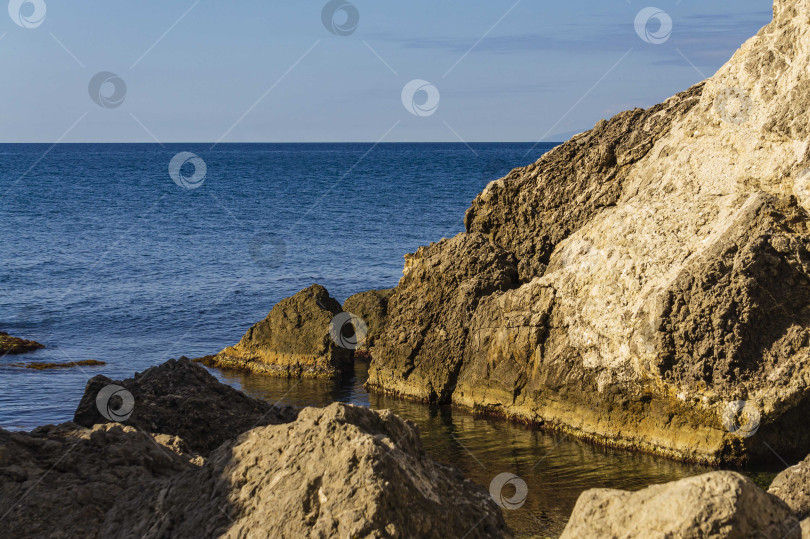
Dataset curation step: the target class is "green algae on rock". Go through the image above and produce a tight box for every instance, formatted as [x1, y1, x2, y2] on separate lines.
[367, 0, 810, 465]
[198, 284, 354, 378]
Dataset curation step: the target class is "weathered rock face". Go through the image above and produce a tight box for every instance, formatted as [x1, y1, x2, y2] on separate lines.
[464, 83, 705, 283]
[100, 403, 511, 539]
[368, 233, 519, 402]
[560, 471, 800, 538]
[0, 331, 44, 355]
[342, 288, 394, 353]
[769, 453, 810, 519]
[199, 284, 353, 378]
[74, 358, 297, 455]
[368, 0, 810, 463]
[0, 422, 197, 539]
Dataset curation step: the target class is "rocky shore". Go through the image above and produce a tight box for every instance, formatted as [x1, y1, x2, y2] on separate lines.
[1, 359, 809, 538]
[0, 359, 509, 538]
[360, 0, 810, 465]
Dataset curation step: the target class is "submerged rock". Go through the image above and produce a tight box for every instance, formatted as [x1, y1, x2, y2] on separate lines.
[101, 402, 510, 539]
[560, 471, 800, 539]
[367, 0, 810, 464]
[73, 357, 297, 455]
[342, 288, 394, 354]
[0, 331, 44, 355]
[199, 284, 353, 378]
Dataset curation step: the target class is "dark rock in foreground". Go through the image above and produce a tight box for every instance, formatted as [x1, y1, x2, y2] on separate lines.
[0, 422, 197, 539]
[769, 454, 810, 520]
[198, 284, 353, 378]
[0, 331, 44, 355]
[561, 471, 801, 539]
[73, 358, 297, 455]
[102, 403, 511, 539]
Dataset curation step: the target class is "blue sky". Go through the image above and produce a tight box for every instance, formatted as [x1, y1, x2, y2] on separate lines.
[0, 0, 772, 142]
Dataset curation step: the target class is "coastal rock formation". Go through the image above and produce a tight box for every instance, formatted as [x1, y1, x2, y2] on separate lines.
[769, 453, 810, 519]
[0, 422, 197, 539]
[102, 403, 510, 539]
[342, 288, 394, 354]
[74, 358, 297, 455]
[560, 471, 800, 538]
[198, 284, 353, 378]
[368, 0, 810, 463]
[2, 362, 508, 538]
[368, 233, 519, 402]
[0, 331, 44, 355]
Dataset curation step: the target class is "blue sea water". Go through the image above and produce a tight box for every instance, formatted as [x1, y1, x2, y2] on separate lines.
[1, 143, 717, 537]
[0, 142, 551, 428]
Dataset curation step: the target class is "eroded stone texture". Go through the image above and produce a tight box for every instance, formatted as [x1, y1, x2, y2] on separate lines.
[560, 472, 800, 539]
[342, 288, 394, 352]
[74, 358, 297, 456]
[100, 403, 511, 539]
[769, 453, 810, 519]
[368, 0, 810, 463]
[367, 233, 519, 402]
[199, 284, 353, 378]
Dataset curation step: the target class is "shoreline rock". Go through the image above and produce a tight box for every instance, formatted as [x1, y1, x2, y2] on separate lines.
[366, 0, 810, 465]
[0, 331, 44, 355]
[561, 471, 801, 538]
[73, 358, 297, 455]
[342, 288, 394, 355]
[198, 284, 353, 379]
[0, 360, 512, 538]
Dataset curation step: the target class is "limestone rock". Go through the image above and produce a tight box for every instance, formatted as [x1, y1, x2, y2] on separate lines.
[367, 233, 519, 402]
[0, 331, 44, 355]
[73, 357, 297, 455]
[0, 422, 197, 539]
[342, 288, 394, 353]
[199, 284, 353, 378]
[560, 471, 800, 539]
[769, 454, 810, 519]
[100, 403, 511, 539]
[368, 0, 810, 463]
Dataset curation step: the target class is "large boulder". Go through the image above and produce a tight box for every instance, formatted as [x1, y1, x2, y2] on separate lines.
[199, 284, 353, 378]
[100, 403, 511, 539]
[769, 454, 810, 519]
[342, 288, 394, 354]
[0, 422, 197, 539]
[73, 357, 297, 455]
[367, 233, 519, 402]
[560, 471, 800, 539]
[367, 0, 810, 464]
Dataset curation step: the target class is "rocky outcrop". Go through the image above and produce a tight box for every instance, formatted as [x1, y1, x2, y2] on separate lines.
[0, 331, 44, 355]
[367, 0, 810, 464]
[368, 233, 519, 402]
[0, 422, 197, 539]
[74, 358, 297, 455]
[2, 362, 508, 538]
[198, 284, 353, 378]
[769, 454, 810, 519]
[342, 288, 394, 354]
[101, 403, 510, 539]
[560, 471, 800, 538]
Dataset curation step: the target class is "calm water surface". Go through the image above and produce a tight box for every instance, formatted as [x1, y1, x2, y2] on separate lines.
[1, 143, 727, 537]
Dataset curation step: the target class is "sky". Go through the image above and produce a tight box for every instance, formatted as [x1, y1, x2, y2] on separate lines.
[0, 0, 773, 143]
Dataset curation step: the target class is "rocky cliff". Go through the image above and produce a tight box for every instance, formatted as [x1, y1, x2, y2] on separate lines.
[368, 0, 810, 464]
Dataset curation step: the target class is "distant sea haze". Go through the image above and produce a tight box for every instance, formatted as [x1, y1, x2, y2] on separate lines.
[0, 142, 556, 428]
